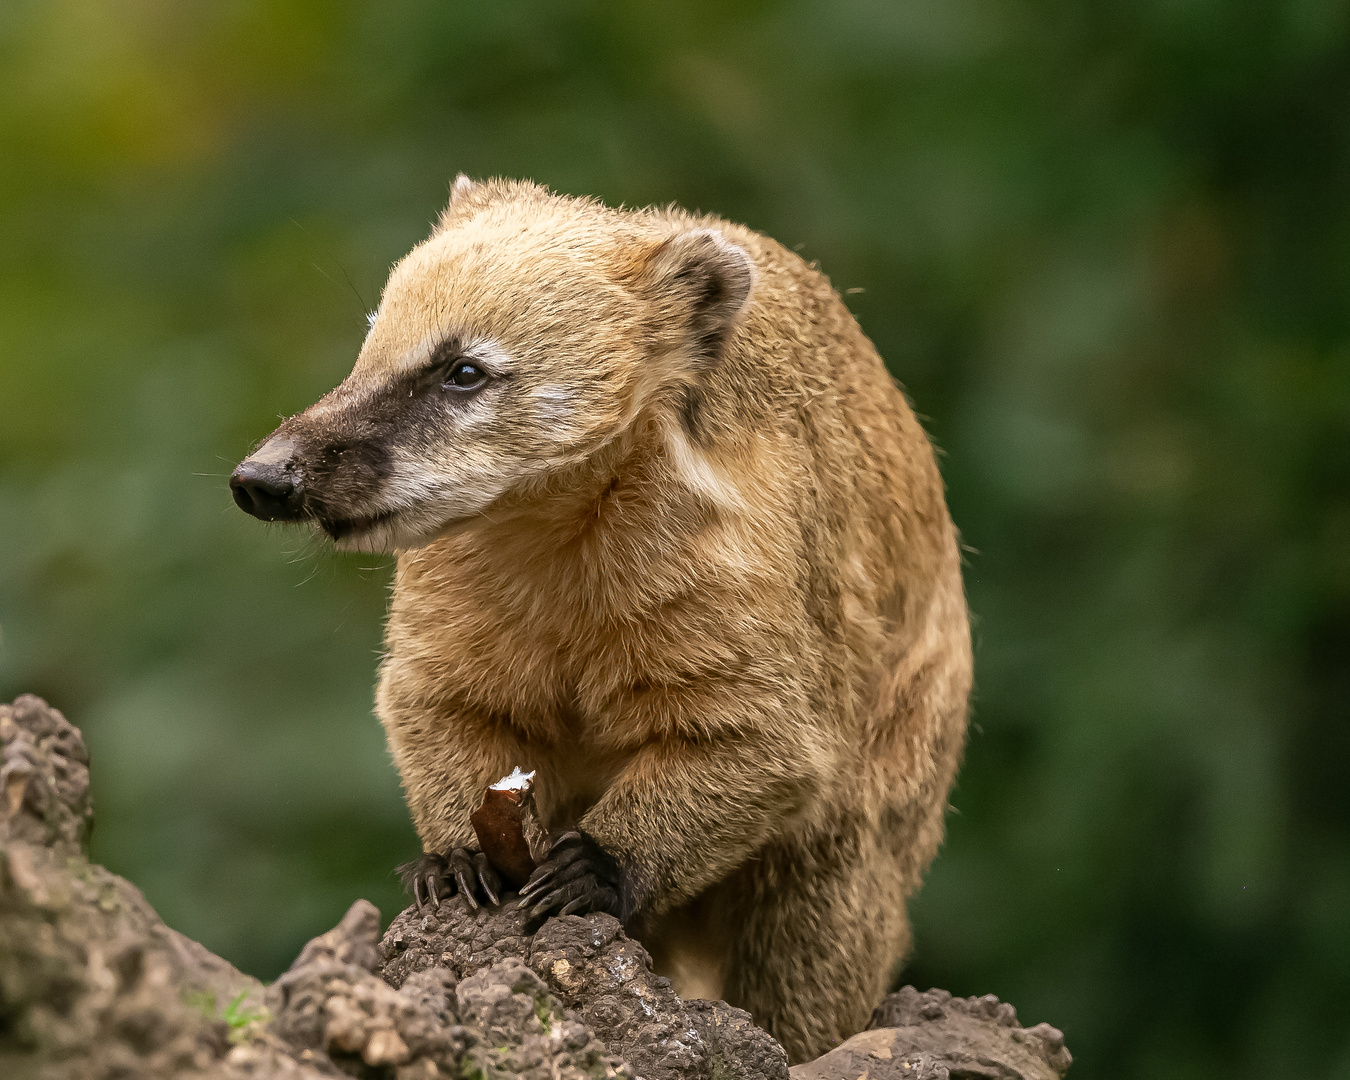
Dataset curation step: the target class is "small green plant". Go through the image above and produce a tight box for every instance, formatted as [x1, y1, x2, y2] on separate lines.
[221, 990, 271, 1043]
[533, 997, 554, 1034]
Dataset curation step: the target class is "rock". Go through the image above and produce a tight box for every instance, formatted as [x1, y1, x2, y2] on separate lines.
[1, 694, 94, 853]
[380, 898, 709, 1079]
[788, 987, 1072, 1080]
[454, 957, 629, 1080]
[268, 915, 465, 1075]
[684, 999, 790, 1080]
[379, 892, 534, 989]
[193, 879, 628, 1079]
[0, 695, 269, 1080]
[286, 899, 384, 975]
[1, 694, 1071, 1080]
[528, 913, 706, 1080]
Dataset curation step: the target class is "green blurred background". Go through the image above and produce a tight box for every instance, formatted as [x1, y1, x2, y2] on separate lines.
[2, 1, 1348, 1076]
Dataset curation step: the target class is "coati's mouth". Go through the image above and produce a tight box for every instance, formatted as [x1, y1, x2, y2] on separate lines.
[317, 508, 399, 544]
[316, 505, 478, 553]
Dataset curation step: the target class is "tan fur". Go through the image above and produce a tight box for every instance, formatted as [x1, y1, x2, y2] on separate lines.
[257, 179, 971, 1063]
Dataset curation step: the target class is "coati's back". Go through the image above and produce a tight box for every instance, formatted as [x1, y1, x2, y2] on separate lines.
[684, 210, 972, 890]
[231, 179, 970, 1061]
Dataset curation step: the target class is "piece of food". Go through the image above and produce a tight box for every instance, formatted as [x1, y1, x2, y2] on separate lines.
[469, 767, 547, 889]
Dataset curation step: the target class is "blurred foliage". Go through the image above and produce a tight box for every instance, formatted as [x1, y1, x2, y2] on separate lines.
[1, 1, 1348, 1076]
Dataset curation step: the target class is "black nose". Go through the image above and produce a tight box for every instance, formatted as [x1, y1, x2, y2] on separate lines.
[231, 439, 303, 521]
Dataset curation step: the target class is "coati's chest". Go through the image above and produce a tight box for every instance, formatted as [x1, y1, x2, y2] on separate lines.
[386, 481, 779, 732]
[519, 727, 631, 833]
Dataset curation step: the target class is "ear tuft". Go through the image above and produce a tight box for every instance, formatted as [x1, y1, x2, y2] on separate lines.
[450, 174, 478, 202]
[639, 228, 755, 367]
[436, 174, 482, 232]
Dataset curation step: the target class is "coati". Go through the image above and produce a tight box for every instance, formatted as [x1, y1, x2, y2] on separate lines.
[230, 177, 972, 1063]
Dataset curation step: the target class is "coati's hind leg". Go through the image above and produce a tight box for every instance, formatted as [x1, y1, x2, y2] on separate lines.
[718, 822, 911, 1065]
[399, 848, 503, 912]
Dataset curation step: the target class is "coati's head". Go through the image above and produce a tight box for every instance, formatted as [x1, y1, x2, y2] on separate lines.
[230, 178, 754, 552]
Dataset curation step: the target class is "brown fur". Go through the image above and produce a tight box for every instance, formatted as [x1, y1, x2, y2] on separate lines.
[242, 179, 971, 1063]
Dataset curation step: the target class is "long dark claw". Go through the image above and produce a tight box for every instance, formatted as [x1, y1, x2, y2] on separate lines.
[452, 854, 479, 911]
[518, 847, 585, 905]
[403, 849, 503, 913]
[558, 886, 616, 918]
[516, 882, 546, 908]
[517, 874, 544, 906]
[537, 878, 593, 916]
[516, 829, 624, 930]
[516, 881, 540, 906]
[474, 852, 501, 906]
[523, 856, 588, 900]
[558, 896, 590, 917]
[525, 843, 584, 882]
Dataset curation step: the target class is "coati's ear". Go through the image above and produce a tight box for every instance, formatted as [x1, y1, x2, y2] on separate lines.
[636, 228, 755, 368]
[436, 174, 481, 231]
[450, 173, 477, 202]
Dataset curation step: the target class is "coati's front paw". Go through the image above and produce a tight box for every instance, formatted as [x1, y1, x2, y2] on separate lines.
[399, 848, 502, 913]
[516, 830, 623, 932]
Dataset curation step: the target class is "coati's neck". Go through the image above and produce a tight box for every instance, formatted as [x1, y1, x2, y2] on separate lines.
[403, 408, 738, 630]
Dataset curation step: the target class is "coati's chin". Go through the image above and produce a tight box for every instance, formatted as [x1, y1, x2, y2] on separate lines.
[318, 510, 398, 552]
[318, 506, 477, 554]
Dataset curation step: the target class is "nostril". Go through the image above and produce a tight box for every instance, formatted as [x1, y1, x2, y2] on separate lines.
[229, 476, 254, 514]
[230, 461, 300, 521]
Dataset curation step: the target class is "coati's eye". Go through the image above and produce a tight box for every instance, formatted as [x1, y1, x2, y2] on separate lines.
[444, 362, 488, 391]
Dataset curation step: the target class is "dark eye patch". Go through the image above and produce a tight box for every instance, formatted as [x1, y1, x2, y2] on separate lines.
[359, 337, 500, 429]
[374, 338, 477, 400]
[419, 337, 495, 394]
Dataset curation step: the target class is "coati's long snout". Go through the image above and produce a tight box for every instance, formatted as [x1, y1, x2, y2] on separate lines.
[230, 436, 302, 521]
[229, 400, 398, 545]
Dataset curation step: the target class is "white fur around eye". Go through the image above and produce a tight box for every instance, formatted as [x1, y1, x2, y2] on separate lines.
[531, 386, 574, 426]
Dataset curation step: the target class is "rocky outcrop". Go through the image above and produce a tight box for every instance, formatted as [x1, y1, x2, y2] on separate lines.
[0, 695, 1071, 1080]
[790, 987, 1072, 1080]
[379, 900, 779, 1080]
[244, 898, 629, 1079]
[0, 694, 266, 1080]
[0, 696, 632, 1080]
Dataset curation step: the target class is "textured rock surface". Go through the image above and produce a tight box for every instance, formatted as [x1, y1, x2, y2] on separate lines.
[790, 986, 1072, 1080]
[0, 694, 268, 1080]
[683, 999, 790, 1080]
[379, 896, 752, 1079]
[0, 695, 632, 1080]
[1, 695, 1071, 1080]
[251, 897, 629, 1079]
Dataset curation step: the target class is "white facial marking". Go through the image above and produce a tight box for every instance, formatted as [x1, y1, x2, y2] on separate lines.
[531, 385, 575, 429]
[661, 419, 745, 512]
[466, 337, 516, 376]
